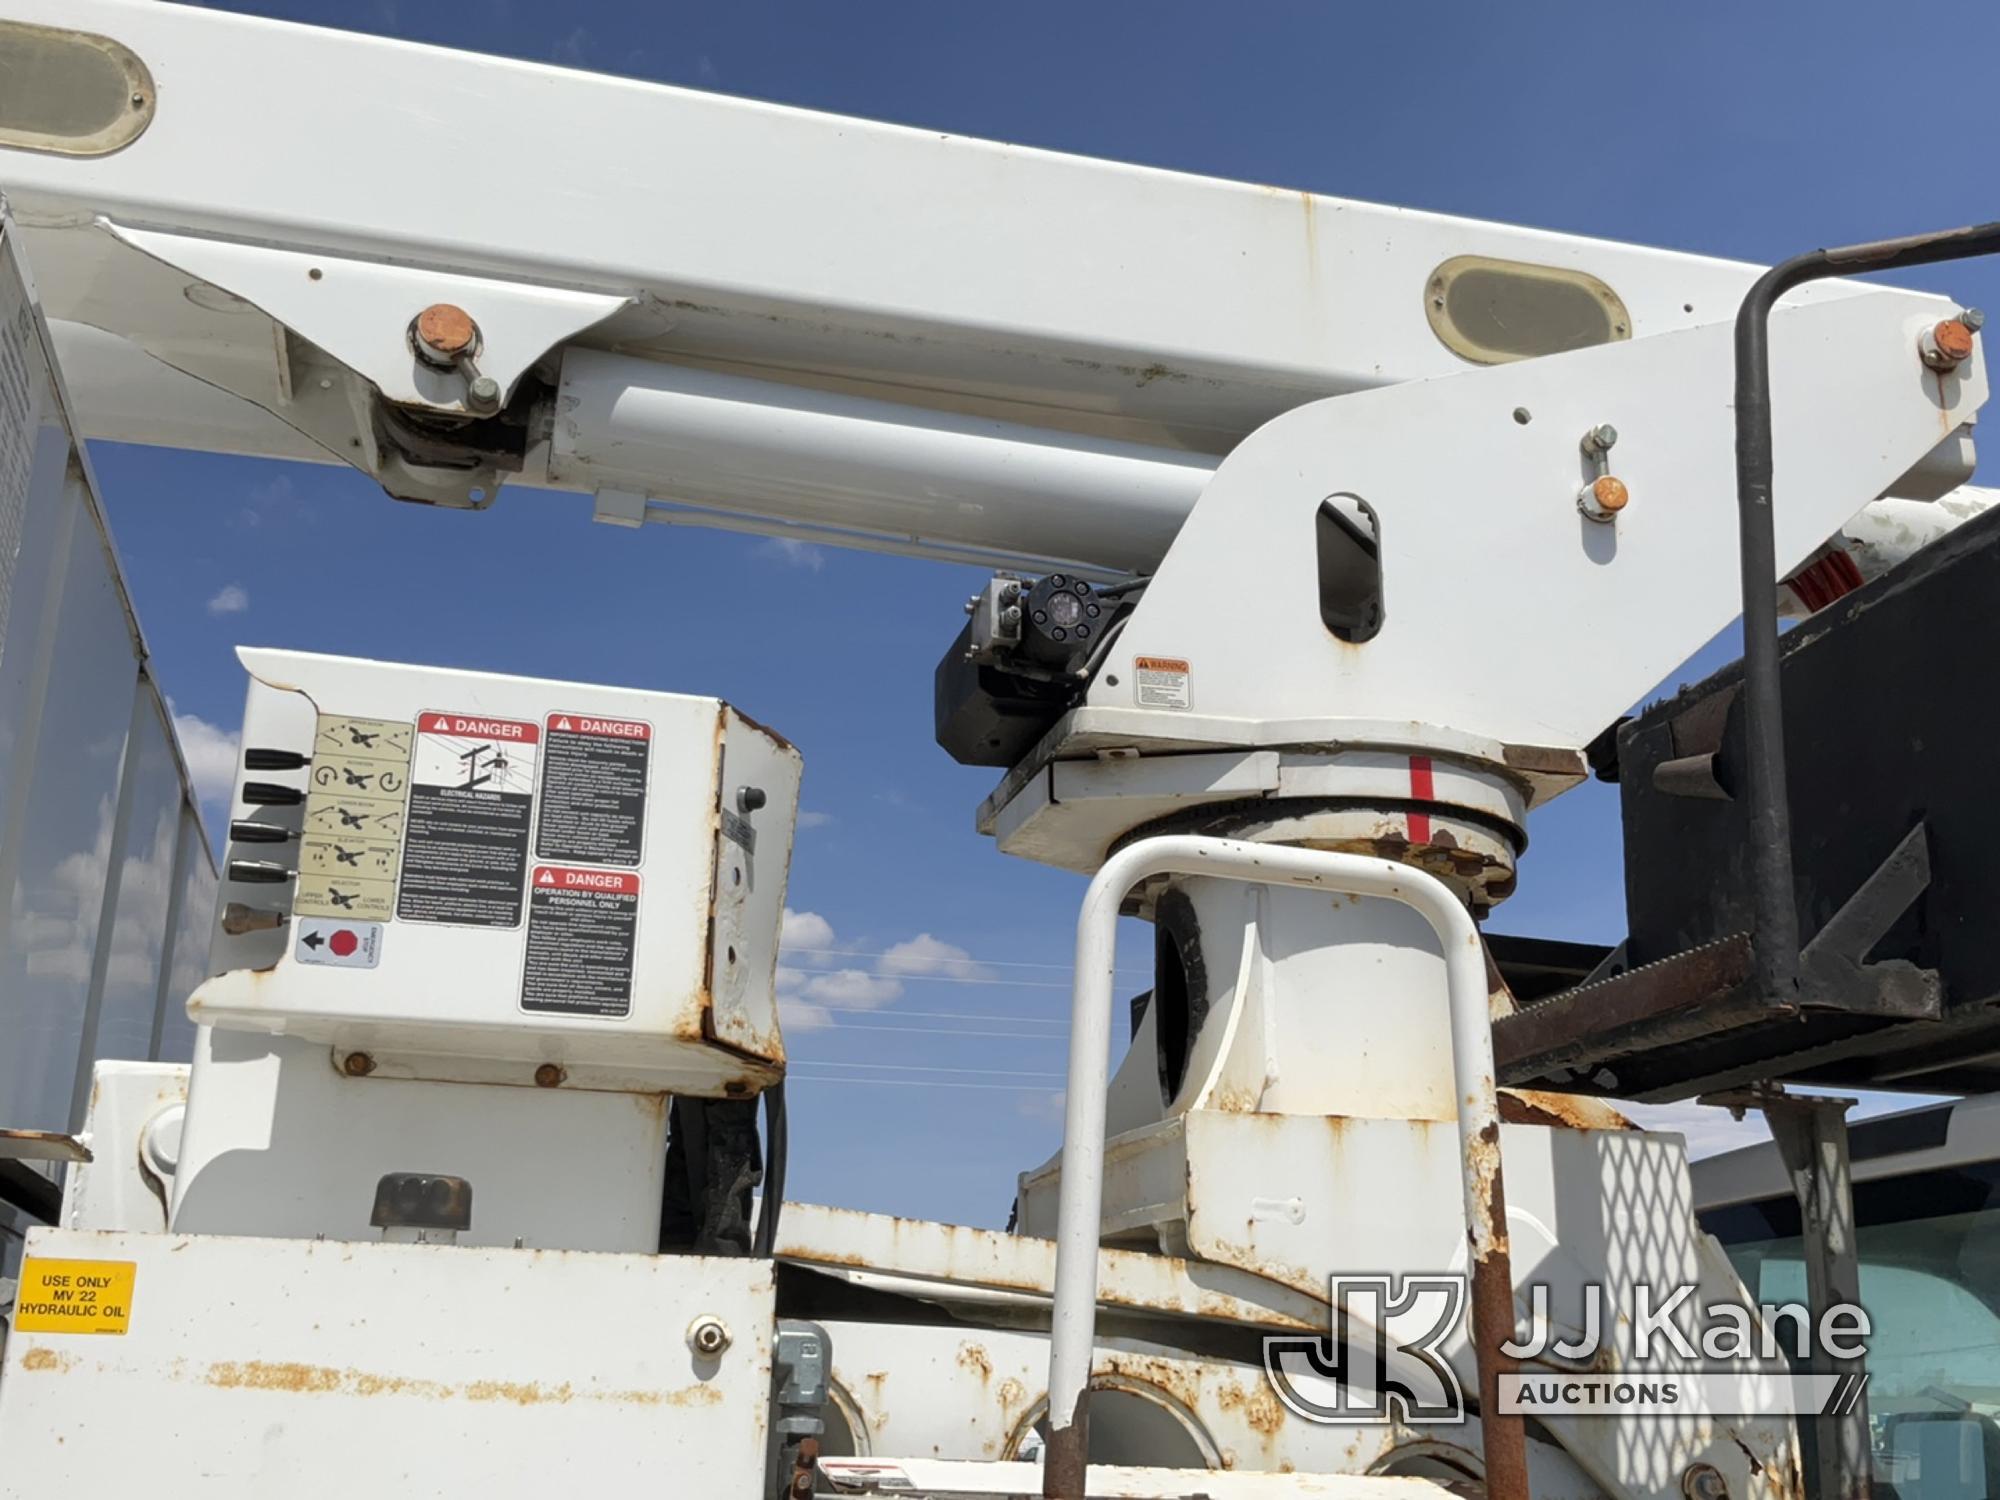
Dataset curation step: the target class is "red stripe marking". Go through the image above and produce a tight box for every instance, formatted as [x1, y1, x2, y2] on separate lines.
[1408, 755, 1434, 843]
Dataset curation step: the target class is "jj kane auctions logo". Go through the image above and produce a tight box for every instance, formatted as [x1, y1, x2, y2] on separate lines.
[1263, 1276, 1872, 1422]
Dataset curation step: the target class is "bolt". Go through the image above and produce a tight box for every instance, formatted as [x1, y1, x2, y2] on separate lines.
[963, 596, 979, 615]
[466, 374, 502, 413]
[687, 1315, 732, 1356]
[1921, 319, 1976, 372]
[1682, 1463, 1729, 1500]
[1581, 423, 1618, 456]
[1577, 475, 1630, 522]
[411, 303, 479, 368]
[533, 1063, 564, 1088]
[343, 1052, 376, 1078]
[1961, 307, 1986, 333]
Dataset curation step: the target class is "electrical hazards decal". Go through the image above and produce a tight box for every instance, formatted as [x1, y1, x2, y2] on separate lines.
[536, 713, 651, 867]
[520, 866, 640, 1018]
[397, 712, 539, 928]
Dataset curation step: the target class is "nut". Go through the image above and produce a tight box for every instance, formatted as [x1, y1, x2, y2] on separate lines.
[1681, 1463, 1729, 1500]
[1577, 474, 1630, 522]
[687, 1315, 732, 1356]
[533, 1063, 564, 1089]
[1920, 319, 1976, 372]
[342, 1051, 376, 1078]
[466, 374, 502, 412]
[412, 303, 479, 367]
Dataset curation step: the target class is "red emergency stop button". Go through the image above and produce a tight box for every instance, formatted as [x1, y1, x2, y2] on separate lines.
[329, 928, 359, 958]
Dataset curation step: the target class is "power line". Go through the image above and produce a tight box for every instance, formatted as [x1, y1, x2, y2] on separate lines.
[787, 1074, 1060, 1094]
[791, 1059, 1065, 1080]
[787, 1002, 1067, 1026]
[781, 966, 1078, 992]
[782, 944, 1144, 975]
[794, 1020, 1068, 1042]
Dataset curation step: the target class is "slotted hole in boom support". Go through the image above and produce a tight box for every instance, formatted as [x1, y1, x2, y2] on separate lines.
[1317, 493, 1383, 644]
[1153, 886, 1209, 1106]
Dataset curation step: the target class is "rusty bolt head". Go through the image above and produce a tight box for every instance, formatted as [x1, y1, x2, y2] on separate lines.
[687, 1315, 732, 1356]
[1922, 319, 1976, 371]
[533, 1063, 565, 1089]
[412, 303, 479, 367]
[1681, 1463, 1729, 1500]
[1577, 474, 1630, 522]
[342, 1051, 376, 1078]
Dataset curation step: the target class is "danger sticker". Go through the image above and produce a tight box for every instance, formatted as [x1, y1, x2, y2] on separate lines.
[15, 1258, 136, 1335]
[536, 713, 652, 867]
[398, 711, 540, 928]
[1133, 655, 1192, 710]
[521, 866, 640, 1019]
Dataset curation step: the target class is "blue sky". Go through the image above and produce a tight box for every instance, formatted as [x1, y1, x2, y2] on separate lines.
[96, 0, 2000, 1226]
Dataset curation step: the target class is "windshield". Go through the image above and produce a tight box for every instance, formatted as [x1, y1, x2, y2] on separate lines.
[1702, 1161, 2000, 1500]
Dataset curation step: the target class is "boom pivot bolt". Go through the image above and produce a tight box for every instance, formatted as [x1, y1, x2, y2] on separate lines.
[1920, 319, 1976, 372]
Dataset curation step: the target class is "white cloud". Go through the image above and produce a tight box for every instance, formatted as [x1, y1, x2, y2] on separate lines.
[879, 933, 995, 981]
[757, 536, 825, 571]
[798, 969, 901, 1007]
[171, 712, 240, 808]
[778, 996, 833, 1032]
[796, 810, 834, 830]
[206, 583, 249, 616]
[780, 908, 836, 953]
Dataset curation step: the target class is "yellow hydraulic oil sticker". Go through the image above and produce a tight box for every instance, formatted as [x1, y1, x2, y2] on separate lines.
[14, 1258, 136, 1335]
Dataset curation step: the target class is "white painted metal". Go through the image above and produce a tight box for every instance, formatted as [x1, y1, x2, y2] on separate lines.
[1044, 838, 1498, 1471]
[1016, 1111, 1795, 1500]
[170, 1031, 669, 1251]
[551, 351, 1216, 575]
[60, 1061, 185, 1234]
[1086, 291, 1983, 754]
[194, 647, 799, 1091]
[0, 1227, 777, 1497]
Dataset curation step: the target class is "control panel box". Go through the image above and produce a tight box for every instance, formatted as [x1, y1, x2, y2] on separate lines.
[191, 649, 801, 1094]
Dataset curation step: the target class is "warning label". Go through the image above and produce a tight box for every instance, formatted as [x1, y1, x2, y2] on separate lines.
[536, 713, 651, 867]
[397, 712, 540, 928]
[1133, 655, 1192, 711]
[521, 866, 641, 1018]
[14, 1257, 136, 1335]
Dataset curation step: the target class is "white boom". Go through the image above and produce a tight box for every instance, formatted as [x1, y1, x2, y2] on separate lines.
[2, 0, 1974, 566]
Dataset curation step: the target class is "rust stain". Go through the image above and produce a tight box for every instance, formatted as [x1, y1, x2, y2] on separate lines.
[1215, 1376, 1286, 1437]
[1499, 1089, 1634, 1132]
[996, 1376, 1026, 1411]
[21, 1347, 72, 1374]
[955, 1342, 993, 1382]
[201, 1360, 715, 1407]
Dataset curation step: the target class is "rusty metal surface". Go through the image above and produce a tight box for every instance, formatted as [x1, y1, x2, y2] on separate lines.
[776, 1202, 1327, 1332]
[1493, 934, 1768, 1081]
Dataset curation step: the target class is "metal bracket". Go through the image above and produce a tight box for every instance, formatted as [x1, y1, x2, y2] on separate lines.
[1701, 1086, 1871, 1500]
[1797, 823, 1940, 1018]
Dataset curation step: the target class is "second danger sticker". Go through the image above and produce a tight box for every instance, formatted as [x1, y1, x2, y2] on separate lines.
[398, 712, 539, 928]
[537, 713, 651, 867]
[521, 866, 640, 1018]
